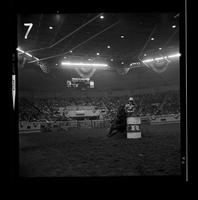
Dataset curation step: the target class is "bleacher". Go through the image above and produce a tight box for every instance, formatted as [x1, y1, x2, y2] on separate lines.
[18, 90, 180, 122]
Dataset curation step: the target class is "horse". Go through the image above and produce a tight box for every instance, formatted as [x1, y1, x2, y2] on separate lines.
[107, 105, 127, 137]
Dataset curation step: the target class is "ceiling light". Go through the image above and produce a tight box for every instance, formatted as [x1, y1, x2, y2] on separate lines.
[61, 62, 108, 68]
[142, 58, 154, 63]
[154, 57, 164, 61]
[49, 26, 53, 29]
[100, 15, 104, 19]
[56, 63, 58, 66]
[142, 53, 180, 63]
[16, 48, 24, 53]
[172, 25, 176, 28]
[110, 59, 113, 61]
[70, 50, 72, 53]
[168, 53, 181, 58]
[121, 35, 125, 38]
[96, 52, 100, 56]
[159, 48, 162, 50]
[25, 52, 32, 57]
[121, 62, 124, 64]
[151, 38, 154, 40]
[107, 45, 110, 48]
[144, 54, 147, 56]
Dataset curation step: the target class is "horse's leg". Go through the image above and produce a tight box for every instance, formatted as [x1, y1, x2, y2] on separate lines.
[107, 125, 117, 137]
[108, 123, 116, 133]
[107, 129, 120, 137]
[107, 124, 123, 137]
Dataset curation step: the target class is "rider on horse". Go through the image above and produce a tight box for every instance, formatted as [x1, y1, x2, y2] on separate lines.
[107, 97, 135, 137]
[107, 104, 127, 137]
[125, 97, 136, 117]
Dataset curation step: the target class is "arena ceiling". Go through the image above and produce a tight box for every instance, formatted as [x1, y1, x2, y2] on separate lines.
[18, 13, 179, 64]
[17, 13, 180, 92]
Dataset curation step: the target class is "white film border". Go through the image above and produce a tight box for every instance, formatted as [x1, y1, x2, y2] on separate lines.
[12, 75, 16, 110]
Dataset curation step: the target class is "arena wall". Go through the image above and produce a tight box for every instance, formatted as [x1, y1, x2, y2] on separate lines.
[19, 114, 180, 134]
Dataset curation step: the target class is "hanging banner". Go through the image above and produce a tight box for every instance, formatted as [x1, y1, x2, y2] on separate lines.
[75, 67, 96, 78]
[39, 62, 50, 73]
[143, 55, 170, 73]
[116, 67, 130, 75]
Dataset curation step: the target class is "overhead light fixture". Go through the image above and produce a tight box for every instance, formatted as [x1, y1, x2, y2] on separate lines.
[130, 62, 141, 66]
[61, 62, 108, 68]
[121, 35, 125, 38]
[121, 62, 124, 64]
[16, 48, 24, 54]
[168, 53, 181, 58]
[110, 59, 114, 61]
[100, 15, 104, 19]
[25, 52, 32, 57]
[154, 57, 164, 61]
[142, 58, 154, 63]
[49, 26, 53, 29]
[172, 25, 176, 28]
[142, 53, 181, 63]
[151, 38, 154, 40]
[96, 52, 100, 56]
[107, 45, 111, 48]
[144, 54, 147, 56]
[69, 50, 72, 53]
[56, 63, 58, 66]
[159, 48, 162, 50]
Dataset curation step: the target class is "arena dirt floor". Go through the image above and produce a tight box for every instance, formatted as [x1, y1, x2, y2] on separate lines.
[19, 123, 181, 177]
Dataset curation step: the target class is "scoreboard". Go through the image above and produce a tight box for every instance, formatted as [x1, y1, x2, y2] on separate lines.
[67, 78, 94, 89]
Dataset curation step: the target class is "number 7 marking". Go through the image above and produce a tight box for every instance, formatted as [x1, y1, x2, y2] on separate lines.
[24, 23, 33, 39]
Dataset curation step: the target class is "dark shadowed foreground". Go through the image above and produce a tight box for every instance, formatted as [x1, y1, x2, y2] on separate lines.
[19, 123, 180, 177]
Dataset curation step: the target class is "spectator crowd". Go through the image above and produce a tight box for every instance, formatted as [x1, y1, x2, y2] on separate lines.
[19, 90, 180, 122]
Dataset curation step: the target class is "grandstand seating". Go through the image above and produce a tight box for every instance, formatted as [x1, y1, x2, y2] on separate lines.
[18, 90, 180, 122]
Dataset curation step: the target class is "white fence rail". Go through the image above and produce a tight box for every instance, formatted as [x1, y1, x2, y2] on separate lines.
[19, 114, 180, 133]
